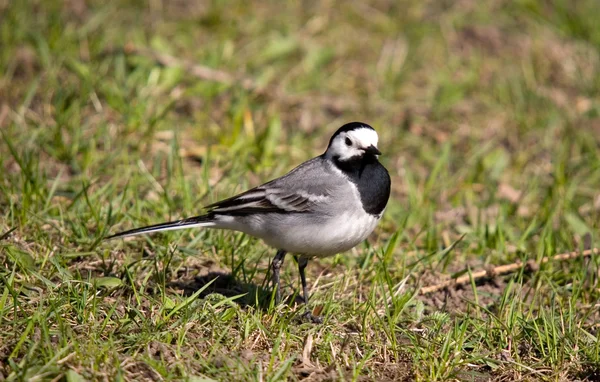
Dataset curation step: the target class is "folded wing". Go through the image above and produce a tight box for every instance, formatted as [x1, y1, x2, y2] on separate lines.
[206, 186, 329, 216]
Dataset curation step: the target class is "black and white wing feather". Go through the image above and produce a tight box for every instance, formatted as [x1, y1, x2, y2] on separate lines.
[206, 186, 325, 216]
[205, 157, 335, 216]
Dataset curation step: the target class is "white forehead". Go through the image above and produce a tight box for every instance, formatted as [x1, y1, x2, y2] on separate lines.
[345, 127, 378, 147]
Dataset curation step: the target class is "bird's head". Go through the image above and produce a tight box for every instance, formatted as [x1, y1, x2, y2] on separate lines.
[325, 122, 381, 162]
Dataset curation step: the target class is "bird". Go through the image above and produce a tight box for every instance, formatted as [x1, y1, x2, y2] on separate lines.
[106, 122, 391, 322]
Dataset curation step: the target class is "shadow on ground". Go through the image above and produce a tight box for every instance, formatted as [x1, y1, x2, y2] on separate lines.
[167, 271, 305, 310]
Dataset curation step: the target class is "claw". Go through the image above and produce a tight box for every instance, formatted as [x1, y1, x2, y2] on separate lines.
[300, 310, 323, 324]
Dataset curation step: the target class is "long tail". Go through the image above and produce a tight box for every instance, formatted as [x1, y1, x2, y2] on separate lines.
[105, 214, 216, 240]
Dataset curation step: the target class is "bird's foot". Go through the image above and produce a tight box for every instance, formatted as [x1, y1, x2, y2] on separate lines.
[300, 310, 323, 324]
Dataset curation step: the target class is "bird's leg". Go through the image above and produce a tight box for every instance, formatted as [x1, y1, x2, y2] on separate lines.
[271, 249, 287, 304]
[296, 256, 322, 323]
[297, 256, 310, 306]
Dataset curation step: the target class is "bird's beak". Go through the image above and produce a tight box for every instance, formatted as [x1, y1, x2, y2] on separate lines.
[364, 145, 382, 156]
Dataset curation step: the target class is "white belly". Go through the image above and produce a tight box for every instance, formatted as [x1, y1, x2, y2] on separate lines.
[217, 210, 381, 257]
[277, 211, 380, 256]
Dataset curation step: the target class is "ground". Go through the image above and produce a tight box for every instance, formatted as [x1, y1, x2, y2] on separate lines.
[2, 0, 600, 381]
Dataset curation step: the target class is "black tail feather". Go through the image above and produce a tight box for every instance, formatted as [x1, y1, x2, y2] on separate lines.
[105, 214, 214, 240]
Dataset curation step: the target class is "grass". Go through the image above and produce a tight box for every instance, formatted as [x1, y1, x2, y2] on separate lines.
[1, 0, 600, 380]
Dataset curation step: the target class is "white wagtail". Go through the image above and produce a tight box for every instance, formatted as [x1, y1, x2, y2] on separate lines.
[107, 122, 391, 321]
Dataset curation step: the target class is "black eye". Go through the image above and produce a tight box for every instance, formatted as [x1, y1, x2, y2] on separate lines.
[345, 137, 352, 146]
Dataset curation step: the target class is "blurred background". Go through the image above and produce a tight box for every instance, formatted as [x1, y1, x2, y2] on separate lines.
[3, 0, 600, 258]
[2, 0, 600, 380]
